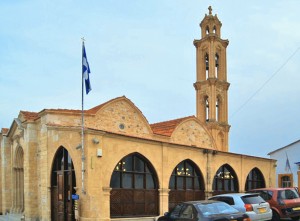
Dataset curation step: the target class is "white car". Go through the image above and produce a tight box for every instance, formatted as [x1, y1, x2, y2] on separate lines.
[209, 193, 272, 221]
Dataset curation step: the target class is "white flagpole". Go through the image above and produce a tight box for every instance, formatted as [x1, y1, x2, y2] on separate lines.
[81, 37, 86, 194]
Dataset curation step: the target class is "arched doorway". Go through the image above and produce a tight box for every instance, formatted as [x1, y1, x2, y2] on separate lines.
[51, 147, 76, 221]
[168, 159, 205, 211]
[13, 146, 24, 213]
[245, 168, 265, 191]
[212, 164, 238, 195]
[110, 153, 159, 218]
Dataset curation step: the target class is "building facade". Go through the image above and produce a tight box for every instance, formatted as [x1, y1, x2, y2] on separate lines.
[268, 140, 300, 189]
[0, 7, 276, 221]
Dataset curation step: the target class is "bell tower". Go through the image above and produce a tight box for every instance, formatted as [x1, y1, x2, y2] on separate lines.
[193, 6, 230, 151]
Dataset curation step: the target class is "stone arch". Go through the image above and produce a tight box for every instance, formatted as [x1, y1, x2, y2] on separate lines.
[12, 146, 24, 213]
[109, 152, 159, 218]
[212, 164, 239, 195]
[245, 167, 266, 191]
[171, 117, 216, 149]
[168, 159, 205, 211]
[88, 96, 153, 138]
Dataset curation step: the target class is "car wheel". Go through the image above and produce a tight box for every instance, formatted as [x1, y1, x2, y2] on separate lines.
[271, 211, 280, 221]
[292, 216, 300, 221]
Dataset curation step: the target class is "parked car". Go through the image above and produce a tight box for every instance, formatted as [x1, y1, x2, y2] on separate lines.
[157, 200, 250, 221]
[209, 193, 272, 221]
[248, 188, 300, 221]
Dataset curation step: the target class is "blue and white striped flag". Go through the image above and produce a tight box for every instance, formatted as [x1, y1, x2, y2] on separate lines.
[82, 43, 91, 94]
[285, 152, 291, 173]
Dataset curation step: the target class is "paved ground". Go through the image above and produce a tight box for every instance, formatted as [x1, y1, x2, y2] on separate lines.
[0, 213, 22, 221]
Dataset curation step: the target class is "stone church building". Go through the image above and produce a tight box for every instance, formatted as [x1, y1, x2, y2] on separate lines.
[0, 7, 276, 221]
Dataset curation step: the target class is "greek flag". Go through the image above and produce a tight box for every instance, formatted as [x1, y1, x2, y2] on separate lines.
[82, 43, 91, 94]
[285, 152, 291, 173]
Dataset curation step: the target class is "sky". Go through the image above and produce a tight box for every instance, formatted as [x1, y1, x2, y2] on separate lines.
[0, 0, 299, 158]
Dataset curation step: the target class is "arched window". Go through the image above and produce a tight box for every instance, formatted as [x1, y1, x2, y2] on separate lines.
[14, 146, 24, 213]
[110, 153, 158, 218]
[245, 168, 265, 191]
[206, 26, 209, 35]
[215, 53, 219, 78]
[212, 164, 238, 195]
[205, 53, 209, 79]
[213, 26, 216, 34]
[169, 160, 205, 211]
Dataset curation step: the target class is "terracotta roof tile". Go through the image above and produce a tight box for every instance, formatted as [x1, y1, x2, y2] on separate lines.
[44, 109, 82, 114]
[150, 116, 195, 136]
[1, 128, 9, 135]
[20, 111, 39, 121]
[42, 97, 127, 115]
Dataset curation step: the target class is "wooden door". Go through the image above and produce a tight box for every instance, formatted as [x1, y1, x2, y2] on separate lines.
[51, 147, 76, 221]
[57, 172, 65, 221]
[66, 171, 75, 221]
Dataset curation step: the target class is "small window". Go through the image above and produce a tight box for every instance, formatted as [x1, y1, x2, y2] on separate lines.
[281, 176, 292, 187]
[119, 123, 125, 130]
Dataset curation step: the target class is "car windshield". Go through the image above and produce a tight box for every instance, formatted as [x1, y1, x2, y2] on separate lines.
[197, 202, 239, 217]
[278, 189, 300, 200]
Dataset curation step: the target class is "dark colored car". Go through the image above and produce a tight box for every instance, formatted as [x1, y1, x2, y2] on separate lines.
[157, 200, 250, 221]
[248, 188, 300, 221]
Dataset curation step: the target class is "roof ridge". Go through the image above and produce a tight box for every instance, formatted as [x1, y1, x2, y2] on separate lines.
[150, 115, 195, 137]
[150, 115, 194, 126]
[87, 96, 126, 114]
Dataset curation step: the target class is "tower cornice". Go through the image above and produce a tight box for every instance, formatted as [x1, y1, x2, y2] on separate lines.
[205, 120, 231, 132]
[194, 79, 230, 90]
[193, 36, 229, 48]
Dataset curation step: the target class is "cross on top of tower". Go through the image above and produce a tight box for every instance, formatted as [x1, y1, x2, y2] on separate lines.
[208, 6, 212, 15]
